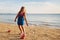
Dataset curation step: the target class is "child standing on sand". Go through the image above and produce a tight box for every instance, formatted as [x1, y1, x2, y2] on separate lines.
[14, 6, 28, 39]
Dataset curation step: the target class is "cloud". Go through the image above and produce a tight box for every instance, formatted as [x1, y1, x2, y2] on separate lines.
[0, 1, 60, 14]
[0, 1, 19, 13]
[23, 2, 60, 13]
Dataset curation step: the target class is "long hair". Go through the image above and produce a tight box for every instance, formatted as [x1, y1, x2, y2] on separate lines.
[19, 6, 25, 13]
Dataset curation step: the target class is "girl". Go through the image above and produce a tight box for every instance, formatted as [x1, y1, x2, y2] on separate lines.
[14, 6, 28, 39]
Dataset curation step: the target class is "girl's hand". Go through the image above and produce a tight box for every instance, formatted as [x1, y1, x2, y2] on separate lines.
[26, 23, 28, 26]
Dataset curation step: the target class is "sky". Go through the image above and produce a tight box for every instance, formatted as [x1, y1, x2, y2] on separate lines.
[0, 0, 60, 14]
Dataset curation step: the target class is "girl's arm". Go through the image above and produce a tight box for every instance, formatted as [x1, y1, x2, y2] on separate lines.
[14, 13, 19, 22]
[24, 12, 28, 26]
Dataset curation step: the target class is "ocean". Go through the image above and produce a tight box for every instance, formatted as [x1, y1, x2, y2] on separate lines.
[0, 13, 60, 28]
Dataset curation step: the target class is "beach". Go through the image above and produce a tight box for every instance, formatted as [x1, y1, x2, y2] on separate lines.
[0, 22, 60, 40]
[0, 0, 60, 40]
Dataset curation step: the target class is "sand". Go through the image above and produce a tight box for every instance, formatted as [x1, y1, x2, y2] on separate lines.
[0, 22, 60, 40]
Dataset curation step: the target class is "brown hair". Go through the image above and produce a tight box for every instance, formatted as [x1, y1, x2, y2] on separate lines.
[19, 6, 25, 13]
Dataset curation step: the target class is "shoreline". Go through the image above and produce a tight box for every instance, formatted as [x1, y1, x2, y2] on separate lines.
[0, 14, 60, 29]
[0, 21, 60, 29]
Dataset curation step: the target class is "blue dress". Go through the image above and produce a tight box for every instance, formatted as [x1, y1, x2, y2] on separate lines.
[17, 13, 24, 25]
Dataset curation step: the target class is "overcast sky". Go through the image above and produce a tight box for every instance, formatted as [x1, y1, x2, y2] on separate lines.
[0, 0, 60, 14]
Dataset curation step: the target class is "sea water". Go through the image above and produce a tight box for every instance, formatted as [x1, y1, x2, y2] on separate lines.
[0, 13, 60, 28]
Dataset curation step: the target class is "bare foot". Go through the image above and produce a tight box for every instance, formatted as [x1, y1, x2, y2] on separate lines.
[20, 33, 25, 39]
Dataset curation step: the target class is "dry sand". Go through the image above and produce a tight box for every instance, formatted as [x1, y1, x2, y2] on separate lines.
[0, 22, 60, 40]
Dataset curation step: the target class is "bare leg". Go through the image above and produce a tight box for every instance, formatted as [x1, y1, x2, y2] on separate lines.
[20, 25, 25, 33]
[18, 25, 25, 33]
[20, 25, 25, 39]
[18, 25, 22, 33]
[18, 25, 25, 39]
